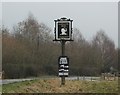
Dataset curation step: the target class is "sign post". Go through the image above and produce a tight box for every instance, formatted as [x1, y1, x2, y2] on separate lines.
[53, 17, 73, 85]
[61, 40, 65, 85]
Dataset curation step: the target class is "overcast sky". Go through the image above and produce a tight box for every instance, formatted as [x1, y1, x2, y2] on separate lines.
[1, 2, 118, 47]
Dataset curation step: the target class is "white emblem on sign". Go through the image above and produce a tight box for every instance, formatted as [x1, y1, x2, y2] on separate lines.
[60, 58, 68, 64]
[60, 28, 67, 35]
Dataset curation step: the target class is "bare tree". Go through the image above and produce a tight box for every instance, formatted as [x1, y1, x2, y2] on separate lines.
[92, 30, 116, 73]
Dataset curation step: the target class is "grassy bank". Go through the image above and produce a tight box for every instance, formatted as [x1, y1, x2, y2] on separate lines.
[2, 78, 118, 93]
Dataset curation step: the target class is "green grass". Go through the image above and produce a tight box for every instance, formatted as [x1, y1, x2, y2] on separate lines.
[81, 80, 118, 93]
[2, 79, 119, 93]
[2, 79, 38, 93]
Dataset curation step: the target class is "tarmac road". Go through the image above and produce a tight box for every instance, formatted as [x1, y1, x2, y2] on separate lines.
[0, 78, 35, 85]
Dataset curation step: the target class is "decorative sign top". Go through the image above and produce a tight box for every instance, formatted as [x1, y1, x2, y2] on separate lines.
[54, 17, 73, 41]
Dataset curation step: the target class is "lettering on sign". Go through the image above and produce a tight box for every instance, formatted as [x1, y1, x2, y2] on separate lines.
[59, 58, 68, 64]
[58, 56, 69, 77]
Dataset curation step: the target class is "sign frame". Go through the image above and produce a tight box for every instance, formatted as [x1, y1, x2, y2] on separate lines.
[54, 17, 73, 41]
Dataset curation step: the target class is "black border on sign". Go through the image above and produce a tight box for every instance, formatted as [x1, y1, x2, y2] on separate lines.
[53, 18, 73, 41]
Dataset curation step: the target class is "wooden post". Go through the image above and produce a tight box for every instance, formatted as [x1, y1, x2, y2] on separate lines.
[61, 40, 66, 85]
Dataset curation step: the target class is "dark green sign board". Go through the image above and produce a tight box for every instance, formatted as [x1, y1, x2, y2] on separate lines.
[58, 22, 69, 39]
[54, 17, 73, 41]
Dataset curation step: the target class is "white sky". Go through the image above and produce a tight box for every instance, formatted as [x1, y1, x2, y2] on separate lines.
[1, 0, 119, 2]
[1, 1, 118, 47]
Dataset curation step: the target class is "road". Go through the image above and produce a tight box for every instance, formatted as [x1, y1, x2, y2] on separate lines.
[0, 76, 101, 85]
[0, 78, 35, 85]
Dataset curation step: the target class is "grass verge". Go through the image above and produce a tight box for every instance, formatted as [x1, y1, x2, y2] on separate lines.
[2, 78, 118, 93]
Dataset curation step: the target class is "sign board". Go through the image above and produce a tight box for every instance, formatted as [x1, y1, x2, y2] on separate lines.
[54, 17, 73, 41]
[58, 21, 70, 39]
[58, 56, 69, 77]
